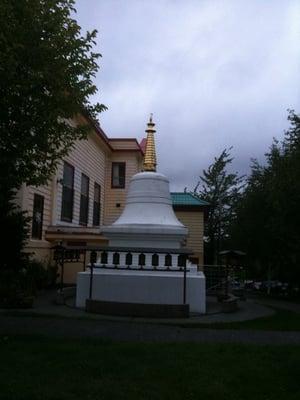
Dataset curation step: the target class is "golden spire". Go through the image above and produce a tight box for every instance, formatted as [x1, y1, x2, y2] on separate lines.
[143, 114, 157, 172]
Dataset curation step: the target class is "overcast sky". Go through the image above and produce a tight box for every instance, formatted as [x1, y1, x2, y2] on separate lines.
[75, 0, 300, 191]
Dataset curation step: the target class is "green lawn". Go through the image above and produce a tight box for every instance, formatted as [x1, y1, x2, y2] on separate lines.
[182, 308, 300, 331]
[4, 306, 300, 331]
[0, 336, 299, 400]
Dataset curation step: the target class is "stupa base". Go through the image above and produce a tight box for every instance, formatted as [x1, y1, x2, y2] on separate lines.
[76, 267, 206, 314]
[86, 299, 190, 318]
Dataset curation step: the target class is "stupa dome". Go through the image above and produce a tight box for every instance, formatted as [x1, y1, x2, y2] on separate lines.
[76, 115, 206, 316]
[101, 116, 188, 248]
[112, 171, 185, 227]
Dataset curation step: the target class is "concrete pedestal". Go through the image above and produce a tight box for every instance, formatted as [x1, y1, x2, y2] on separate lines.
[76, 267, 206, 314]
[76, 170, 207, 315]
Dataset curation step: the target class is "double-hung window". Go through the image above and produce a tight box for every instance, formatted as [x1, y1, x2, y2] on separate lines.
[111, 162, 126, 188]
[79, 174, 89, 225]
[61, 162, 74, 222]
[32, 194, 44, 240]
[93, 182, 101, 226]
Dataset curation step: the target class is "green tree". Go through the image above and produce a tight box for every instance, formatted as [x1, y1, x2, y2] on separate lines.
[194, 148, 244, 264]
[231, 110, 300, 287]
[0, 0, 106, 193]
[230, 159, 274, 279]
[0, 1, 105, 278]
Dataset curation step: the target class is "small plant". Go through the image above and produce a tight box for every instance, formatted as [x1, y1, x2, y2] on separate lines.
[21, 259, 59, 295]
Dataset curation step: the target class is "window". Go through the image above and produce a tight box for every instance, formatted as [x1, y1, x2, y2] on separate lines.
[111, 162, 126, 188]
[79, 174, 89, 225]
[93, 182, 101, 226]
[32, 194, 44, 239]
[61, 162, 74, 222]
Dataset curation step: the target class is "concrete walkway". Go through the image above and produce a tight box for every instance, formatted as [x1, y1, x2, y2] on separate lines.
[0, 290, 275, 325]
[1, 314, 300, 345]
[252, 297, 300, 314]
[1, 291, 300, 344]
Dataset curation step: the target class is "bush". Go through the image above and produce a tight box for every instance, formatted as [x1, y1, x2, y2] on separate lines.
[23, 260, 58, 294]
[0, 194, 30, 273]
[0, 189, 59, 306]
[0, 260, 58, 307]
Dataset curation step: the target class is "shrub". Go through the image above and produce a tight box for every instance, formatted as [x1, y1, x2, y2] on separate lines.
[22, 260, 58, 294]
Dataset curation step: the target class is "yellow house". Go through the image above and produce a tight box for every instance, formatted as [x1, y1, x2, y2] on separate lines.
[17, 115, 207, 282]
[171, 193, 208, 266]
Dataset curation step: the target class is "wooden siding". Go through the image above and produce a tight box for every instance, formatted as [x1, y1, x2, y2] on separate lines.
[24, 179, 54, 262]
[16, 119, 156, 268]
[103, 151, 143, 225]
[55, 132, 107, 227]
[21, 129, 144, 263]
[174, 210, 204, 265]
[22, 130, 108, 262]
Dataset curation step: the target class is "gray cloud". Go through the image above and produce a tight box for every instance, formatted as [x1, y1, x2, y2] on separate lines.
[75, 0, 300, 190]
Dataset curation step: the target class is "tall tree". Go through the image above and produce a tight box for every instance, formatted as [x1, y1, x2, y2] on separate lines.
[231, 110, 300, 286]
[194, 148, 244, 264]
[0, 0, 105, 275]
[0, 0, 106, 194]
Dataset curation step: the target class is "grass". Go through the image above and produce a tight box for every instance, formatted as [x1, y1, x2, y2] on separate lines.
[0, 335, 299, 400]
[3, 307, 300, 331]
[181, 308, 300, 331]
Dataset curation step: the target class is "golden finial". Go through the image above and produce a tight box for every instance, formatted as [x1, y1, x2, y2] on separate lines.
[143, 114, 157, 172]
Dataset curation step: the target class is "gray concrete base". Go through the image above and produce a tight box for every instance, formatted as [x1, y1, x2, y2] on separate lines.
[86, 299, 189, 318]
[0, 290, 276, 325]
[76, 268, 206, 313]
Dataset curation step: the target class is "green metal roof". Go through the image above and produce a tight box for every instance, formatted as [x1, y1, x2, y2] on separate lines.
[171, 192, 209, 206]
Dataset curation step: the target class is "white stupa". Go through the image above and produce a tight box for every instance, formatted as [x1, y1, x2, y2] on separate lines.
[76, 116, 206, 315]
[103, 115, 187, 248]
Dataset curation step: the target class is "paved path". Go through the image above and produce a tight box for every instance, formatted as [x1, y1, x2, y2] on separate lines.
[254, 298, 300, 314]
[1, 314, 300, 345]
[1, 292, 300, 345]
[0, 290, 275, 325]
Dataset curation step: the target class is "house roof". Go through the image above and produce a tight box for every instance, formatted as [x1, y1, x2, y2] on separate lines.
[171, 192, 209, 207]
[108, 138, 144, 154]
[139, 137, 147, 153]
[83, 111, 144, 155]
[82, 110, 113, 151]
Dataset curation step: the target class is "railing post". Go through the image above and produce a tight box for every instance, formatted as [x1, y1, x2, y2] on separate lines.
[225, 262, 229, 298]
[89, 250, 97, 299]
[83, 250, 86, 272]
[60, 248, 65, 292]
[158, 254, 165, 269]
[183, 255, 187, 304]
[173, 254, 179, 270]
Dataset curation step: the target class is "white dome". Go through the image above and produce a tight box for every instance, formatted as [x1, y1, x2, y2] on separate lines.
[102, 171, 188, 249]
[113, 172, 184, 227]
